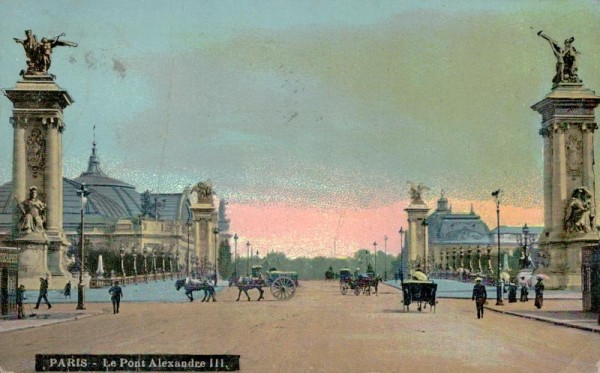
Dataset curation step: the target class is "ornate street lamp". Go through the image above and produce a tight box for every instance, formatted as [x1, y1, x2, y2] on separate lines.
[233, 233, 239, 278]
[246, 241, 251, 276]
[384, 235, 388, 281]
[119, 246, 126, 280]
[76, 183, 90, 310]
[492, 189, 504, 306]
[398, 227, 405, 280]
[516, 223, 535, 269]
[143, 246, 149, 283]
[131, 246, 138, 284]
[372, 241, 377, 276]
[186, 218, 192, 276]
[213, 227, 219, 285]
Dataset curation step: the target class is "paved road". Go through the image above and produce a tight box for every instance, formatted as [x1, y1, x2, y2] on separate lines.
[1, 281, 599, 373]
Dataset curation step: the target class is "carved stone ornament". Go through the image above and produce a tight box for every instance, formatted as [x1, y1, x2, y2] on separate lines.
[26, 128, 46, 178]
[537, 31, 582, 86]
[566, 133, 583, 176]
[13, 29, 77, 75]
[565, 187, 595, 233]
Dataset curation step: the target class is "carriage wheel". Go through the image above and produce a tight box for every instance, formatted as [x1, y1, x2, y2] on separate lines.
[270, 276, 296, 300]
[340, 283, 348, 295]
[354, 287, 360, 296]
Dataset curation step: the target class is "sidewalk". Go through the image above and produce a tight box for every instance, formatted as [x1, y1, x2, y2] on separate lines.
[384, 279, 600, 333]
[0, 303, 106, 333]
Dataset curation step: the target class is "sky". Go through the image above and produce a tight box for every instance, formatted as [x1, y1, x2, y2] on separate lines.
[1, 1, 600, 257]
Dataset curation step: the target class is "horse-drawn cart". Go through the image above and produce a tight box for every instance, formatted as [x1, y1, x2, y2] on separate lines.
[401, 280, 438, 312]
[340, 272, 381, 296]
[230, 267, 298, 301]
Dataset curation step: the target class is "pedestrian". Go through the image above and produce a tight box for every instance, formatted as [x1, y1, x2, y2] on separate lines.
[108, 281, 123, 314]
[508, 281, 517, 303]
[472, 277, 487, 319]
[16, 284, 26, 319]
[534, 277, 544, 309]
[519, 276, 529, 302]
[34, 276, 51, 309]
[63, 281, 71, 298]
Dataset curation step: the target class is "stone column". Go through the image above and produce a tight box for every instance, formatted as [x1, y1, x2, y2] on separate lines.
[404, 203, 429, 277]
[532, 83, 600, 290]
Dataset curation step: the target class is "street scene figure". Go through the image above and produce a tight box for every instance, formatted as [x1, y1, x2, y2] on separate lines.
[508, 281, 518, 303]
[537, 30, 581, 85]
[534, 278, 545, 309]
[15, 186, 46, 234]
[14, 30, 77, 75]
[16, 285, 26, 319]
[519, 277, 529, 302]
[63, 281, 71, 298]
[108, 281, 123, 314]
[472, 277, 487, 319]
[34, 276, 51, 309]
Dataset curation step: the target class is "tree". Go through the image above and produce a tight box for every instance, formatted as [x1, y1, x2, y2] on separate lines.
[218, 240, 232, 278]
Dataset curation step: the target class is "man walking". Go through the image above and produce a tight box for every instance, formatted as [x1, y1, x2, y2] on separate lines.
[108, 281, 123, 314]
[16, 284, 26, 319]
[472, 277, 487, 319]
[34, 276, 51, 309]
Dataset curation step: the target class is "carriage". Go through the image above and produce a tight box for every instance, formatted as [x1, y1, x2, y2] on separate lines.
[230, 266, 298, 301]
[340, 272, 380, 296]
[400, 280, 438, 312]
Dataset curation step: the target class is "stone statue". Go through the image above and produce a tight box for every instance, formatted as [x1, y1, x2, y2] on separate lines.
[191, 180, 213, 203]
[14, 186, 46, 233]
[14, 30, 77, 75]
[537, 31, 581, 85]
[565, 187, 595, 233]
[407, 181, 429, 204]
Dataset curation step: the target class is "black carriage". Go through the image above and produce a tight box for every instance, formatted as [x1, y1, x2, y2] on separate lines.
[401, 280, 438, 312]
[340, 272, 377, 296]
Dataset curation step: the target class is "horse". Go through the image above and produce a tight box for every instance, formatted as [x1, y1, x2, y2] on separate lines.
[229, 276, 265, 301]
[175, 278, 216, 302]
[356, 274, 382, 296]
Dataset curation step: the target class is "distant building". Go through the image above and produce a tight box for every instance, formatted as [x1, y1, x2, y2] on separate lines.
[0, 140, 231, 271]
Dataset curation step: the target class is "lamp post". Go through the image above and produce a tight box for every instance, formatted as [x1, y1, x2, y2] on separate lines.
[384, 235, 388, 281]
[399, 227, 405, 280]
[372, 241, 377, 276]
[76, 183, 90, 310]
[119, 246, 126, 282]
[516, 223, 535, 269]
[143, 247, 149, 283]
[175, 250, 180, 275]
[152, 249, 157, 276]
[212, 227, 219, 286]
[233, 233, 239, 278]
[186, 219, 192, 276]
[131, 246, 138, 284]
[168, 250, 174, 279]
[492, 189, 504, 306]
[422, 219, 429, 274]
[246, 241, 251, 276]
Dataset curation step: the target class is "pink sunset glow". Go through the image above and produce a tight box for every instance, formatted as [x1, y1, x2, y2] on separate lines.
[226, 199, 544, 258]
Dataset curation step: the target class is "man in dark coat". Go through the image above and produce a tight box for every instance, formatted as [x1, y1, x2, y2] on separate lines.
[534, 278, 545, 309]
[472, 277, 487, 319]
[16, 285, 26, 319]
[519, 276, 529, 302]
[108, 281, 123, 314]
[34, 276, 51, 309]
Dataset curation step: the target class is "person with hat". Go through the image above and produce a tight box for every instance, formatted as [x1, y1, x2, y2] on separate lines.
[16, 284, 26, 319]
[108, 281, 123, 314]
[34, 275, 51, 309]
[534, 277, 545, 309]
[472, 277, 487, 319]
[519, 276, 529, 302]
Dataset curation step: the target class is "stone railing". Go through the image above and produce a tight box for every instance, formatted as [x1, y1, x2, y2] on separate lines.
[89, 271, 182, 288]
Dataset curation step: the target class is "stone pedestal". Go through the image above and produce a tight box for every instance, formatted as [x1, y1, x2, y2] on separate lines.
[532, 83, 600, 290]
[405, 203, 430, 277]
[3, 75, 73, 289]
[189, 202, 216, 271]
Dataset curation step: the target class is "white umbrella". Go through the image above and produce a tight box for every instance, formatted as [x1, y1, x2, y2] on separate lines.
[412, 271, 428, 281]
[535, 274, 550, 281]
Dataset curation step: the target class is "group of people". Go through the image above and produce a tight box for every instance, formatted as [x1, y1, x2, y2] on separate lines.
[15, 276, 124, 319]
[472, 276, 546, 319]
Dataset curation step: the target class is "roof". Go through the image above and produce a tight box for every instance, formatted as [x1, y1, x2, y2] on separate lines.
[489, 226, 544, 235]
